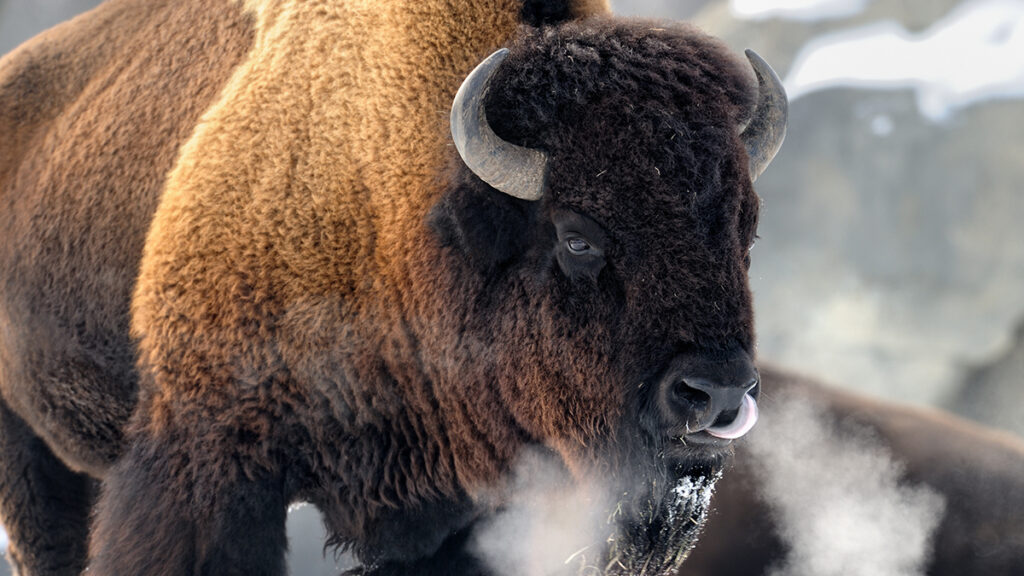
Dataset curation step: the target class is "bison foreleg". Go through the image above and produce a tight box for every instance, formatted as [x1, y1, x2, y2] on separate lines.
[88, 421, 289, 576]
[0, 397, 95, 576]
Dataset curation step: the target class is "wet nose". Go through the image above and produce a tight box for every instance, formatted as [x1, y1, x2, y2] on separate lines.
[658, 349, 760, 440]
[683, 376, 758, 438]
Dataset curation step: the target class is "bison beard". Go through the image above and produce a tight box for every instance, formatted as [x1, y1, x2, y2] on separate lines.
[602, 471, 721, 575]
[476, 452, 721, 576]
[356, 448, 722, 576]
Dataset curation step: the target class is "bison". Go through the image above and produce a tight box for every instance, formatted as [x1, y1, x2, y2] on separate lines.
[0, 0, 787, 574]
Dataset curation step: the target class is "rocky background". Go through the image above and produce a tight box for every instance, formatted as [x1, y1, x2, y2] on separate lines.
[1, 0, 1022, 574]
[681, 0, 1024, 436]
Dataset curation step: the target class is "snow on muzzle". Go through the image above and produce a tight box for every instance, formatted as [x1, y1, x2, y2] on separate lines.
[601, 472, 722, 576]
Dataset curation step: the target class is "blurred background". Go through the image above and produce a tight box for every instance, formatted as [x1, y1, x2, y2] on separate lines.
[1, 0, 1022, 574]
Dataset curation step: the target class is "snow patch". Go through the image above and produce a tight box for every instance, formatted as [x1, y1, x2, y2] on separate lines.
[785, 0, 1024, 121]
[730, 0, 872, 22]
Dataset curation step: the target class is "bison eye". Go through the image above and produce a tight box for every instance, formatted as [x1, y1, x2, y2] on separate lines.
[552, 210, 607, 283]
[566, 237, 592, 255]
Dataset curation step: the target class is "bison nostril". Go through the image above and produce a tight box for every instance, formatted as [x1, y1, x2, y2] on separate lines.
[712, 406, 740, 427]
[667, 376, 758, 435]
[672, 381, 710, 412]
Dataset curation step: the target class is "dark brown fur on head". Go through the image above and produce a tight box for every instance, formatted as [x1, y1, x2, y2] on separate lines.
[431, 17, 759, 466]
[427, 18, 761, 572]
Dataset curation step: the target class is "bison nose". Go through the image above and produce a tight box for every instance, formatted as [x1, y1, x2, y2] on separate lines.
[657, 350, 760, 441]
[682, 377, 759, 438]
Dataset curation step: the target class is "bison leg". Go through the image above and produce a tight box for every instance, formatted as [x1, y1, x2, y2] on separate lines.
[0, 397, 95, 576]
[88, 422, 289, 576]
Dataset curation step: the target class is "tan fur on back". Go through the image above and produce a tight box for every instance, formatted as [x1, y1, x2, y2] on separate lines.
[135, 0, 607, 331]
[132, 0, 610, 450]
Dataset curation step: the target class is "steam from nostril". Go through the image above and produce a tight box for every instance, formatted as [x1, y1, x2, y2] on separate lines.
[745, 391, 945, 576]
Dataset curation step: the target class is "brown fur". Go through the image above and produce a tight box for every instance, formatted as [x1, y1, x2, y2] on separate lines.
[110, 10, 758, 572]
[0, 0, 254, 572]
[0, 0, 776, 574]
[0, 0, 254, 476]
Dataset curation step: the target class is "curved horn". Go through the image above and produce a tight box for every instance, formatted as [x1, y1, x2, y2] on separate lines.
[741, 50, 788, 182]
[451, 48, 548, 201]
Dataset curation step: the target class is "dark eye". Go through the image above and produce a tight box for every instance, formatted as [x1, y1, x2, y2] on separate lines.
[567, 237, 591, 255]
[553, 211, 607, 282]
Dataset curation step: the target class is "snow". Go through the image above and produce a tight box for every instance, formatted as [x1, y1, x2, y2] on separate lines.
[785, 0, 1024, 121]
[730, 0, 872, 22]
[664, 472, 719, 524]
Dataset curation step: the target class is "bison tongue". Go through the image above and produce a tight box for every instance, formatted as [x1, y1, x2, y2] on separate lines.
[600, 471, 721, 576]
[706, 393, 759, 440]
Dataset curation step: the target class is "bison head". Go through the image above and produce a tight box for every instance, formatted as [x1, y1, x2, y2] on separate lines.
[429, 19, 785, 575]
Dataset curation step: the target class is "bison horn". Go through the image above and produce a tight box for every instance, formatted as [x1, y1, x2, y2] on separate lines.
[451, 48, 549, 201]
[740, 50, 788, 182]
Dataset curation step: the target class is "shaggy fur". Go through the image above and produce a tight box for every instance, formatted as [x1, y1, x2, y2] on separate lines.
[685, 365, 1024, 576]
[0, 0, 254, 572]
[429, 19, 759, 459]
[117, 5, 759, 570]
[0, 0, 771, 573]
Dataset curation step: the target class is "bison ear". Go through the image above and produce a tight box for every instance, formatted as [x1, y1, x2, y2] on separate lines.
[428, 181, 533, 271]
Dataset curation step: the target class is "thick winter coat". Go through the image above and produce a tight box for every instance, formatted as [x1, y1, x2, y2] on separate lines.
[0, 0, 789, 574]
